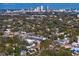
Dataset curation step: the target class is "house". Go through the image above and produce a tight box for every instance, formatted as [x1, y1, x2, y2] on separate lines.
[4, 29, 11, 34]
[71, 36, 79, 48]
[57, 37, 69, 46]
[64, 44, 71, 49]
[27, 48, 36, 55]
[19, 31, 46, 41]
[71, 47, 79, 54]
[77, 36, 79, 43]
[35, 40, 41, 50]
[18, 31, 47, 55]
[77, 14, 79, 18]
[59, 18, 63, 21]
[56, 32, 64, 36]
[72, 42, 78, 47]
[20, 50, 26, 56]
[3, 29, 11, 37]
[71, 41, 79, 54]
[26, 43, 36, 49]
[27, 35, 46, 41]
[26, 39, 35, 44]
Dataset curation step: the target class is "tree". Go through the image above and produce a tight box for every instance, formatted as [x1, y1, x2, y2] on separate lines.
[40, 49, 54, 56]
[40, 47, 72, 56]
[40, 39, 51, 49]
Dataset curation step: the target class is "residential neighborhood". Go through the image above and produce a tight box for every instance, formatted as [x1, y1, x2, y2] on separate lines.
[1, 3, 79, 56]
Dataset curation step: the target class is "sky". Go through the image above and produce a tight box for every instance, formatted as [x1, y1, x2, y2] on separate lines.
[0, 3, 79, 9]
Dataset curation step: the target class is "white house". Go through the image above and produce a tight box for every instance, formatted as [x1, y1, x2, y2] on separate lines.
[20, 50, 26, 56]
[77, 36, 79, 43]
[26, 43, 36, 49]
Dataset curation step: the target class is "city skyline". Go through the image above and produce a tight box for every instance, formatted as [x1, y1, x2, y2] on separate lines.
[0, 3, 79, 9]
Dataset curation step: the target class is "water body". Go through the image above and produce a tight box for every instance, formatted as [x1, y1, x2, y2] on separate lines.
[0, 3, 79, 9]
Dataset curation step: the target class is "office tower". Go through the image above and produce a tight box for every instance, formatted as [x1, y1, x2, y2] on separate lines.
[40, 5, 44, 11]
[6, 9, 11, 13]
[47, 6, 49, 11]
[34, 6, 40, 12]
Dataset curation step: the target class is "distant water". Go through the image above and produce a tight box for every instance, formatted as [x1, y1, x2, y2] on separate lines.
[0, 3, 79, 9]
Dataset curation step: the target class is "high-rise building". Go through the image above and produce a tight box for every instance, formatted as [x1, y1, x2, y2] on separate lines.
[6, 10, 11, 13]
[46, 6, 51, 12]
[47, 6, 49, 11]
[37, 7, 40, 12]
[34, 6, 40, 12]
[40, 5, 44, 11]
